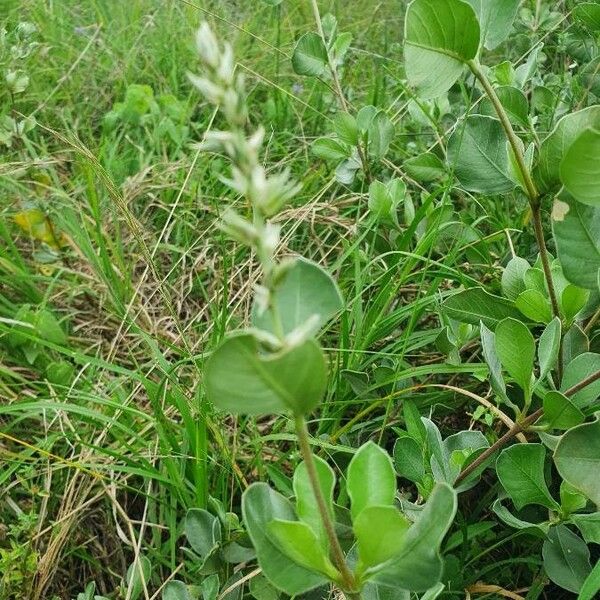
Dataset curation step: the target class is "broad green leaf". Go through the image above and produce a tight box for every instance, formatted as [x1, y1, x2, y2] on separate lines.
[125, 557, 152, 600]
[464, 0, 521, 49]
[480, 322, 508, 403]
[249, 574, 280, 600]
[447, 115, 515, 194]
[293, 456, 335, 551]
[578, 560, 600, 600]
[184, 509, 220, 558]
[571, 513, 600, 545]
[354, 506, 410, 569]
[501, 256, 530, 300]
[205, 333, 327, 416]
[368, 111, 395, 158]
[562, 324, 589, 366]
[542, 525, 591, 593]
[394, 436, 426, 484]
[163, 581, 192, 600]
[333, 112, 359, 146]
[495, 318, 535, 396]
[373, 483, 457, 591]
[560, 129, 600, 206]
[561, 285, 590, 323]
[481, 85, 529, 126]
[347, 441, 396, 519]
[252, 258, 343, 336]
[292, 33, 328, 77]
[404, 152, 446, 182]
[542, 391, 585, 430]
[573, 3, 600, 31]
[515, 289, 552, 324]
[552, 195, 600, 289]
[537, 318, 562, 383]
[242, 483, 328, 594]
[442, 287, 523, 328]
[404, 0, 480, 99]
[554, 419, 600, 507]
[312, 138, 349, 161]
[496, 444, 559, 510]
[267, 520, 339, 578]
[536, 106, 600, 193]
[442, 430, 489, 483]
[561, 481, 588, 516]
[560, 353, 600, 408]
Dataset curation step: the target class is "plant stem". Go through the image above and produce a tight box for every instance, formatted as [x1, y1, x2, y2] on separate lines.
[294, 414, 359, 597]
[454, 369, 600, 486]
[466, 59, 562, 325]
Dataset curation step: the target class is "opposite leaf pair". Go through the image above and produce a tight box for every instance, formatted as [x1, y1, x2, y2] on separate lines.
[241, 441, 457, 596]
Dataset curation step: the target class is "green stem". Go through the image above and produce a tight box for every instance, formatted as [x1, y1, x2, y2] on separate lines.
[294, 414, 360, 598]
[467, 60, 561, 321]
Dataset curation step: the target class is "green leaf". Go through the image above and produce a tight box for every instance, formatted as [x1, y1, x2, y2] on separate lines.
[561, 481, 588, 516]
[163, 581, 192, 600]
[333, 112, 359, 146]
[447, 115, 515, 194]
[492, 499, 550, 535]
[560, 353, 600, 408]
[242, 483, 328, 595]
[368, 111, 395, 159]
[481, 85, 529, 126]
[124, 557, 152, 600]
[480, 322, 508, 403]
[560, 129, 600, 207]
[404, 0, 480, 99]
[394, 436, 426, 484]
[562, 324, 589, 366]
[571, 513, 600, 545]
[253, 257, 343, 337]
[184, 509, 220, 558]
[464, 0, 521, 49]
[561, 285, 590, 323]
[501, 256, 530, 300]
[495, 318, 535, 396]
[293, 456, 335, 551]
[537, 318, 562, 383]
[347, 441, 396, 519]
[542, 391, 585, 430]
[312, 138, 349, 161]
[267, 520, 339, 578]
[205, 333, 327, 416]
[292, 32, 328, 77]
[373, 483, 457, 591]
[542, 525, 591, 593]
[515, 289, 552, 324]
[552, 195, 600, 289]
[442, 287, 523, 328]
[536, 106, 600, 193]
[578, 560, 600, 600]
[404, 152, 446, 182]
[354, 506, 410, 570]
[554, 419, 600, 507]
[496, 444, 559, 510]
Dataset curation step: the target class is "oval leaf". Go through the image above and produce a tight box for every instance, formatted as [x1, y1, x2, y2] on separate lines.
[205, 332, 327, 415]
[404, 0, 480, 99]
